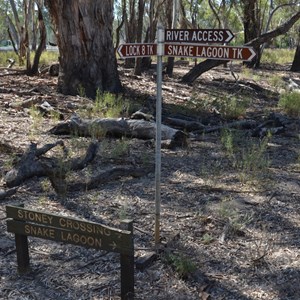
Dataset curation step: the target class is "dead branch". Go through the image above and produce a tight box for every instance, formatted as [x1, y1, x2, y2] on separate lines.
[69, 165, 155, 191]
[5, 142, 50, 188]
[4, 141, 98, 196]
[0, 187, 18, 201]
[192, 119, 258, 135]
[3, 140, 152, 196]
[0, 69, 26, 77]
[163, 116, 205, 131]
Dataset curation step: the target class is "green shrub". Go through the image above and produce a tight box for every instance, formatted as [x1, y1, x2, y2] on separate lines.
[221, 128, 234, 157]
[0, 50, 59, 67]
[278, 91, 300, 117]
[262, 49, 294, 65]
[164, 253, 196, 279]
[187, 94, 249, 120]
[219, 96, 249, 119]
[0, 51, 18, 67]
[93, 91, 129, 118]
[220, 129, 271, 183]
[268, 74, 285, 92]
[38, 51, 59, 65]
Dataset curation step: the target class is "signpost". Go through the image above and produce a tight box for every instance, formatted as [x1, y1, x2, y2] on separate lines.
[154, 25, 164, 245]
[117, 26, 256, 247]
[6, 205, 134, 300]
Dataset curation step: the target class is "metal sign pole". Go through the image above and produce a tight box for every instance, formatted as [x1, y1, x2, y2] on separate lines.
[155, 25, 164, 245]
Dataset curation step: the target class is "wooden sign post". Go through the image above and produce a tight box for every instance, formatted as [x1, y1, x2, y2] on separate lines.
[6, 205, 134, 300]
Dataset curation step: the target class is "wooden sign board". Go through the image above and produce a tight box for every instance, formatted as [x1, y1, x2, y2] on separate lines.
[117, 43, 157, 58]
[6, 205, 134, 300]
[164, 43, 256, 61]
[6, 205, 132, 254]
[117, 42, 256, 62]
[165, 29, 234, 44]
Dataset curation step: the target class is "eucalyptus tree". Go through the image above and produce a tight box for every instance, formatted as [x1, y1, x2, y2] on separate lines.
[45, 0, 122, 98]
[4, 0, 46, 74]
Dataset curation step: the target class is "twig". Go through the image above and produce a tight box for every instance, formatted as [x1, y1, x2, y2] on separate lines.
[133, 225, 152, 236]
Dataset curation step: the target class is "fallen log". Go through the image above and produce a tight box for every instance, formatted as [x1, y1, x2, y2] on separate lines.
[49, 115, 188, 146]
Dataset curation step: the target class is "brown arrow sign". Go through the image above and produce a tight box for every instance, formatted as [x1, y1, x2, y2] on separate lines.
[165, 43, 256, 61]
[117, 43, 157, 58]
[117, 42, 256, 62]
[165, 29, 234, 44]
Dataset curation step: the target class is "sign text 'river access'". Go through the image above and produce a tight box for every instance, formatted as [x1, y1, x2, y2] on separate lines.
[165, 29, 234, 43]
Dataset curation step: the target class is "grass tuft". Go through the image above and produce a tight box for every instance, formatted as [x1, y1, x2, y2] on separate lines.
[278, 91, 300, 117]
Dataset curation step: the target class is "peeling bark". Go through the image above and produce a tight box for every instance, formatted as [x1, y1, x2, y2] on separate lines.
[45, 0, 122, 97]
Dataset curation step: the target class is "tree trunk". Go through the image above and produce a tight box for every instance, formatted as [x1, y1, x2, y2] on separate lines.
[141, 0, 158, 70]
[9, 0, 27, 65]
[291, 46, 300, 72]
[114, 0, 126, 54]
[45, 0, 122, 98]
[166, 0, 176, 77]
[134, 0, 145, 75]
[124, 0, 137, 68]
[6, 15, 19, 51]
[24, 0, 33, 72]
[243, 0, 261, 68]
[7, 0, 45, 74]
[291, 29, 300, 72]
[28, 3, 46, 75]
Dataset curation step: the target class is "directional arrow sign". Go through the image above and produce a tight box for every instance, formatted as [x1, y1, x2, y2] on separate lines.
[165, 43, 256, 61]
[117, 43, 157, 58]
[117, 42, 256, 62]
[165, 29, 234, 44]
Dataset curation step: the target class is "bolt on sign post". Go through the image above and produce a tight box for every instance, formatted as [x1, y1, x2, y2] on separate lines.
[6, 205, 134, 300]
